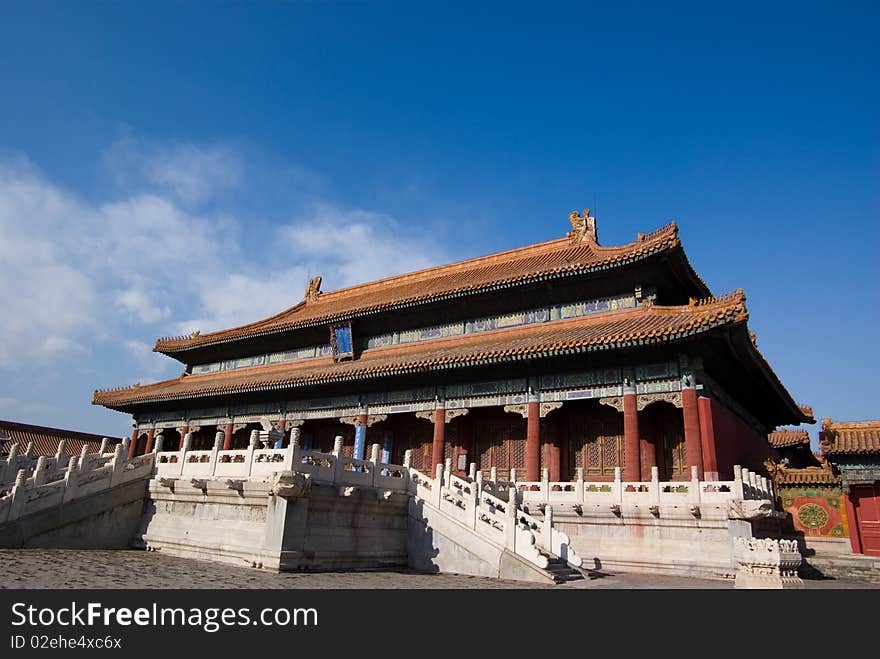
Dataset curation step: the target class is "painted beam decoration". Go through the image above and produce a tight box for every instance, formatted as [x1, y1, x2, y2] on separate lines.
[330, 322, 354, 362]
[188, 291, 644, 376]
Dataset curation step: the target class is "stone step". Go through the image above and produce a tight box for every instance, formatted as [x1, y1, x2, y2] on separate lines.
[542, 554, 585, 583]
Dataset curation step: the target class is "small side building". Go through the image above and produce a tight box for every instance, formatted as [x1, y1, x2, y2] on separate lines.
[820, 418, 880, 556]
[768, 428, 849, 555]
[0, 419, 121, 457]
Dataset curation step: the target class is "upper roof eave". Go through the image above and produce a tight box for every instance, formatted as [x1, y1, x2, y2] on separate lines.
[153, 221, 709, 359]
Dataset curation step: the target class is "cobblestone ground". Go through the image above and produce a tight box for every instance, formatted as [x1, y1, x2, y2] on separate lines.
[1, 550, 877, 589]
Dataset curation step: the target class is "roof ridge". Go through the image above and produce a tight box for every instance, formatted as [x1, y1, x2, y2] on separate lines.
[687, 288, 745, 308]
[0, 419, 111, 441]
[822, 418, 880, 429]
[301, 222, 679, 301]
[153, 221, 685, 353]
[317, 236, 572, 299]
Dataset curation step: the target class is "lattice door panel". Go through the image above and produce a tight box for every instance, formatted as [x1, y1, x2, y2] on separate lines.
[569, 416, 624, 477]
[658, 412, 686, 478]
[474, 422, 525, 479]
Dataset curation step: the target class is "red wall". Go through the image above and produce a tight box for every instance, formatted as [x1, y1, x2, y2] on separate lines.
[701, 397, 775, 479]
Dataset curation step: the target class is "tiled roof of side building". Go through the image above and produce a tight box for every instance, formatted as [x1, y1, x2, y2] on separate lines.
[100, 291, 753, 408]
[768, 428, 811, 448]
[820, 418, 880, 455]
[154, 220, 709, 354]
[777, 465, 839, 486]
[0, 420, 121, 457]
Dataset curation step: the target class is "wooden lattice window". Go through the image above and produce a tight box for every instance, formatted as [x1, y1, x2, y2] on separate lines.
[475, 421, 526, 479]
[659, 415, 686, 478]
[569, 417, 624, 477]
[642, 402, 686, 479]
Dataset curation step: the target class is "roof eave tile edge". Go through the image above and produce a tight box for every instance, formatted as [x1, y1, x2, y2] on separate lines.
[97, 305, 739, 411]
[153, 229, 685, 356]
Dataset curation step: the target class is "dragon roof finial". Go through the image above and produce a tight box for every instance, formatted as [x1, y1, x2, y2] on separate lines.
[568, 209, 598, 245]
[305, 276, 322, 302]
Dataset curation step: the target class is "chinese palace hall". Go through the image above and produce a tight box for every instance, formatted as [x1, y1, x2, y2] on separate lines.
[94, 211, 813, 485]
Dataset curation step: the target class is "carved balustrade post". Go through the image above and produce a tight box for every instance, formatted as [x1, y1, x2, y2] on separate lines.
[62, 456, 79, 503]
[690, 466, 701, 506]
[32, 456, 47, 486]
[332, 435, 345, 483]
[650, 466, 661, 507]
[9, 469, 28, 521]
[505, 479, 518, 551]
[544, 505, 554, 552]
[286, 427, 302, 472]
[613, 466, 623, 504]
[732, 465, 744, 500]
[575, 467, 585, 502]
[434, 463, 444, 507]
[55, 439, 67, 468]
[210, 432, 223, 476]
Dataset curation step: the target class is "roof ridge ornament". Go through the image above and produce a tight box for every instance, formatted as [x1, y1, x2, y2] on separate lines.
[687, 288, 745, 308]
[305, 276, 322, 302]
[568, 209, 598, 245]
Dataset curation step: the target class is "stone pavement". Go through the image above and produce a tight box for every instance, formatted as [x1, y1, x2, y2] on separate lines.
[1, 550, 877, 589]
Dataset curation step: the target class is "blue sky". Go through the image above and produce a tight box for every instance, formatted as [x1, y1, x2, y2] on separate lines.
[0, 2, 877, 447]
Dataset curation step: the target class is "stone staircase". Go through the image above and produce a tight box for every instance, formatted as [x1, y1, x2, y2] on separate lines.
[407, 462, 584, 584]
[542, 553, 585, 583]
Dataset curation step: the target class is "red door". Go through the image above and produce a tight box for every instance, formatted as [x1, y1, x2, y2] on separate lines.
[852, 484, 880, 556]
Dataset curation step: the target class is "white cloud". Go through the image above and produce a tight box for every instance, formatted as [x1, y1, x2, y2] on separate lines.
[0, 142, 449, 379]
[278, 203, 438, 286]
[124, 340, 178, 378]
[103, 137, 243, 206]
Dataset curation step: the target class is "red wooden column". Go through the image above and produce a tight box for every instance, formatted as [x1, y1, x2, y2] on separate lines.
[682, 383, 704, 479]
[144, 428, 156, 454]
[622, 386, 641, 482]
[128, 428, 139, 459]
[178, 425, 189, 451]
[223, 423, 234, 450]
[431, 408, 446, 471]
[526, 400, 540, 482]
[697, 397, 718, 479]
[844, 491, 863, 554]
